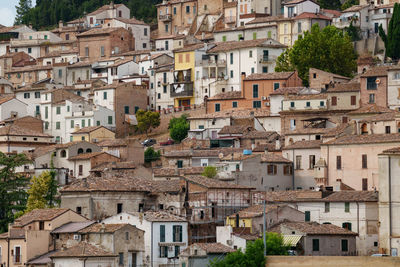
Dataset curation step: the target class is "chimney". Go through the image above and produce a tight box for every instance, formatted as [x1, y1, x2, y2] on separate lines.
[74, 123, 80, 132]
[59, 20, 63, 29]
[240, 72, 246, 98]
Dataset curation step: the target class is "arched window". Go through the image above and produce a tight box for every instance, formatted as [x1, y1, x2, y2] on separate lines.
[60, 150, 67, 158]
[86, 148, 92, 153]
[361, 123, 368, 135]
[77, 148, 84, 154]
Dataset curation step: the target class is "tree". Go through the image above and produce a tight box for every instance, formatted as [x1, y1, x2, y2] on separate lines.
[264, 232, 289, 255]
[135, 110, 160, 136]
[25, 171, 58, 213]
[169, 114, 189, 143]
[275, 24, 357, 85]
[379, 3, 400, 60]
[202, 166, 217, 178]
[346, 21, 361, 42]
[317, 0, 341, 10]
[14, 0, 32, 25]
[341, 0, 359, 11]
[0, 153, 31, 233]
[144, 147, 161, 163]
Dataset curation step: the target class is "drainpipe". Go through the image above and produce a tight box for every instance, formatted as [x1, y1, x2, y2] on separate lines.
[292, 149, 295, 190]
[356, 202, 359, 234]
[388, 156, 392, 255]
[151, 222, 153, 267]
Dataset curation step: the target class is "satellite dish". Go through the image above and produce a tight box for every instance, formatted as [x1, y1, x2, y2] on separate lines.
[224, 75, 229, 80]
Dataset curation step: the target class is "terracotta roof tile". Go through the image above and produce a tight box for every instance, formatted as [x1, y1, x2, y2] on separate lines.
[246, 15, 284, 25]
[14, 208, 70, 227]
[360, 66, 389, 77]
[87, 3, 126, 16]
[153, 166, 204, 177]
[128, 211, 187, 222]
[283, 140, 322, 150]
[359, 112, 399, 123]
[242, 131, 279, 140]
[381, 147, 400, 154]
[294, 12, 331, 20]
[51, 242, 116, 258]
[77, 27, 126, 37]
[184, 243, 236, 254]
[261, 153, 292, 163]
[72, 126, 111, 134]
[285, 93, 327, 100]
[79, 223, 129, 233]
[188, 108, 270, 120]
[208, 91, 243, 100]
[323, 133, 400, 145]
[0, 124, 52, 137]
[113, 17, 147, 25]
[270, 87, 305, 95]
[229, 204, 285, 218]
[208, 38, 286, 53]
[327, 82, 360, 92]
[218, 125, 254, 135]
[244, 71, 296, 81]
[274, 221, 358, 235]
[185, 175, 254, 189]
[52, 221, 95, 233]
[347, 104, 394, 115]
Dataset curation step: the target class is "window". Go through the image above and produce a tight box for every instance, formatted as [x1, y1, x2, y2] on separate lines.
[362, 178, 368, 191]
[76, 207, 82, 214]
[78, 165, 83, 176]
[222, 36, 227, 42]
[81, 119, 85, 128]
[173, 225, 183, 242]
[39, 221, 44, 230]
[45, 122, 49, 130]
[56, 122, 60, 129]
[251, 67, 255, 74]
[56, 106, 61, 114]
[158, 93, 161, 99]
[70, 120, 75, 129]
[267, 165, 277, 175]
[362, 154, 367, 169]
[177, 160, 183, 168]
[85, 47, 89, 57]
[28, 47, 32, 54]
[325, 202, 330, 213]
[331, 96, 337, 106]
[312, 239, 319, 251]
[230, 70, 233, 78]
[320, 101, 325, 107]
[305, 211, 310, 222]
[341, 239, 348, 252]
[215, 103, 221, 112]
[125, 232, 129, 240]
[253, 101, 261, 108]
[100, 46, 105, 57]
[295, 155, 301, 169]
[253, 32, 257, 40]
[386, 126, 391, 134]
[135, 106, 139, 114]
[186, 5, 190, 13]
[306, 101, 310, 107]
[297, 22, 302, 33]
[309, 155, 315, 169]
[283, 165, 292, 175]
[336, 156, 342, 170]
[173, 7, 177, 14]
[165, 41, 169, 50]
[290, 102, 295, 108]
[160, 246, 168, 258]
[108, 116, 113, 124]
[165, 24, 169, 33]
[124, 106, 129, 114]
[253, 84, 258, 98]
[193, 6, 196, 13]
[351, 95, 356, 105]
[103, 92, 107, 100]
[367, 77, 377, 90]
[175, 246, 180, 257]
[204, 4, 207, 10]
[160, 225, 165, 242]
[119, 252, 124, 265]
[249, 50, 253, 57]
[232, 101, 238, 108]
[342, 222, 352, 231]
[14, 246, 21, 263]
[262, 66, 268, 73]
[117, 203, 123, 213]
[274, 83, 280, 90]
[24, 92, 30, 99]
[369, 93, 375, 103]
[345, 202, 350, 213]
[60, 150, 66, 158]
[163, 86, 167, 93]
[78, 148, 84, 154]
[230, 53, 233, 64]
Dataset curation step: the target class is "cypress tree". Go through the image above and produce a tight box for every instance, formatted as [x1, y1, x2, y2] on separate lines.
[379, 3, 400, 60]
[14, 0, 32, 25]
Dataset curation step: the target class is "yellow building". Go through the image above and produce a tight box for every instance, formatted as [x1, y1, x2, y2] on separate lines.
[172, 43, 204, 107]
[71, 126, 115, 142]
[277, 18, 293, 47]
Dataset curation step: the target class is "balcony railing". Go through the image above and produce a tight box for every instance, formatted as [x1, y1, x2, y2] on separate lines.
[260, 55, 277, 63]
[170, 82, 194, 97]
[200, 59, 227, 67]
[159, 14, 172, 21]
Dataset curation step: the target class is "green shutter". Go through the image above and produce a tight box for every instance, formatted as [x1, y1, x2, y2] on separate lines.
[179, 225, 182, 242]
[160, 225, 165, 242]
[305, 211, 310, 222]
[71, 120, 74, 129]
[345, 202, 350, 212]
[108, 116, 113, 124]
[81, 120, 85, 128]
[135, 106, 139, 114]
[253, 32, 257, 40]
[341, 239, 348, 252]
[222, 36, 226, 42]
[177, 160, 183, 168]
[97, 121, 101, 126]
[312, 239, 319, 251]
[45, 106, 48, 119]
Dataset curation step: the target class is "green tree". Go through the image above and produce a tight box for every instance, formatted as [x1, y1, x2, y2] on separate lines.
[169, 114, 189, 143]
[346, 21, 361, 41]
[14, 0, 32, 25]
[202, 166, 217, 178]
[341, 0, 359, 11]
[317, 0, 341, 10]
[379, 3, 400, 60]
[275, 24, 357, 85]
[25, 171, 57, 213]
[135, 110, 160, 136]
[0, 153, 31, 233]
[264, 232, 289, 255]
[144, 147, 161, 163]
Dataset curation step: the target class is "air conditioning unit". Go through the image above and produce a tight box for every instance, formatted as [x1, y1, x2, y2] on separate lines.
[73, 234, 81, 241]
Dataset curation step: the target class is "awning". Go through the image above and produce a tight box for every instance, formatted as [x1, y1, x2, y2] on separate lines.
[282, 235, 302, 246]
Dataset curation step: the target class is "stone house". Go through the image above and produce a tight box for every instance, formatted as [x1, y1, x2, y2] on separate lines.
[68, 151, 120, 178]
[0, 95, 27, 121]
[179, 243, 235, 267]
[76, 27, 134, 62]
[271, 221, 358, 256]
[97, 138, 144, 163]
[386, 65, 400, 110]
[326, 82, 361, 112]
[0, 208, 87, 267]
[51, 221, 95, 250]
[216, 225, 258, 251]
[5, 65, 52, 86]
[225, 204, 304, 234]
[359, 66, 388, 107]
[71, 125, 115, 142]
[0, 25, 36, 56]
[291, 12, 331, 43]
[79, 223, 145, 267]
[0, 51, 35, 77]
[309, 68, 351, 91]
[60, 176, 184, 220]
[103, 211, 188, 267]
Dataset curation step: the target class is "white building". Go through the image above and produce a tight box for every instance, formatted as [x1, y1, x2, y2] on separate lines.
[0, 96, 27, 121]
[103, 211, 188, 267]
[283, 0, 320, 18]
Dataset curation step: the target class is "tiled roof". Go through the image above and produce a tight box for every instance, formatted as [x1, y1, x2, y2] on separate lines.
[283, 140, 322, 150]
[293, 12, 331, 20]
[241, 131, 279, 140]
[347, 104, 394, 115]
[185, 175, 254, 189]
[285, 93, 327, 100]
[342, 4, 369, 12]
[275, 221, 358, 235]
[218, 125, 253, 135]
[0, 95, 18, 105]
[153, 166, 204, 177]
[224, 1, 237, 8]
[261, 153, 292, 163]
[113, 17, 147, 25]
[321, 9, 341, 17]
[0, 124, 52, 137]
[327, 82, 360, 92]
[381, 147, 400, 154]
[51, 242, 116, 258]
[323, 133, 400, 146]
[360, 66, 389, 77]
[128, 211, 187, 222]
[309, 68, 351, 80]
[323, 191, 377, 202]
[163, 147, 244, 158]
[229, 204, 283, 218]
[52, 221, 95, 233]
[0, 228, 25, 239]
[189, 108, 270, 120]
[208, 38, 286, 53]
[97, 138, 128, 147]
[5, 65, 52, 73]
[77, 27, 126, 37]
[270, 87, 305, 95]
[14, 208, 70, 227]
[173, 43, 205, 53]
[208, 91, 243, 100]
[72, 126, 110, 134]
[91, 161, 137, 171]
[61, 176, 181, 193]
[246, 15, 284, 25]
[27, 251, 57, 265]
[358, 112, 399, 123]
[286, 127, 332, 135]
[185, 243, 236, 254]
[244, 71, 296, 81]
[87, 3, 126, 16]
[285, 0, 317, 5]
[79, 223, 129, 233]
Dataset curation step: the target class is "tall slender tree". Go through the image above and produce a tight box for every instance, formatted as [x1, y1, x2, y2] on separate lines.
[14, 0, 32, 25]
[379, 3, 400, 60]
[0, 153, 31, 233]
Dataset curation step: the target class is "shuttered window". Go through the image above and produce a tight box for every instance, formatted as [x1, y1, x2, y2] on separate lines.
[160, 225, 165, 242]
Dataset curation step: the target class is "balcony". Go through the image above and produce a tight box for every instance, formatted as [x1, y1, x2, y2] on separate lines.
[170, 82, 194, 98]
[200, 59, 227, 67]
[372, 12, 392, 21]
[260, 55, 277, 63]
[159, 14, 172, 22]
